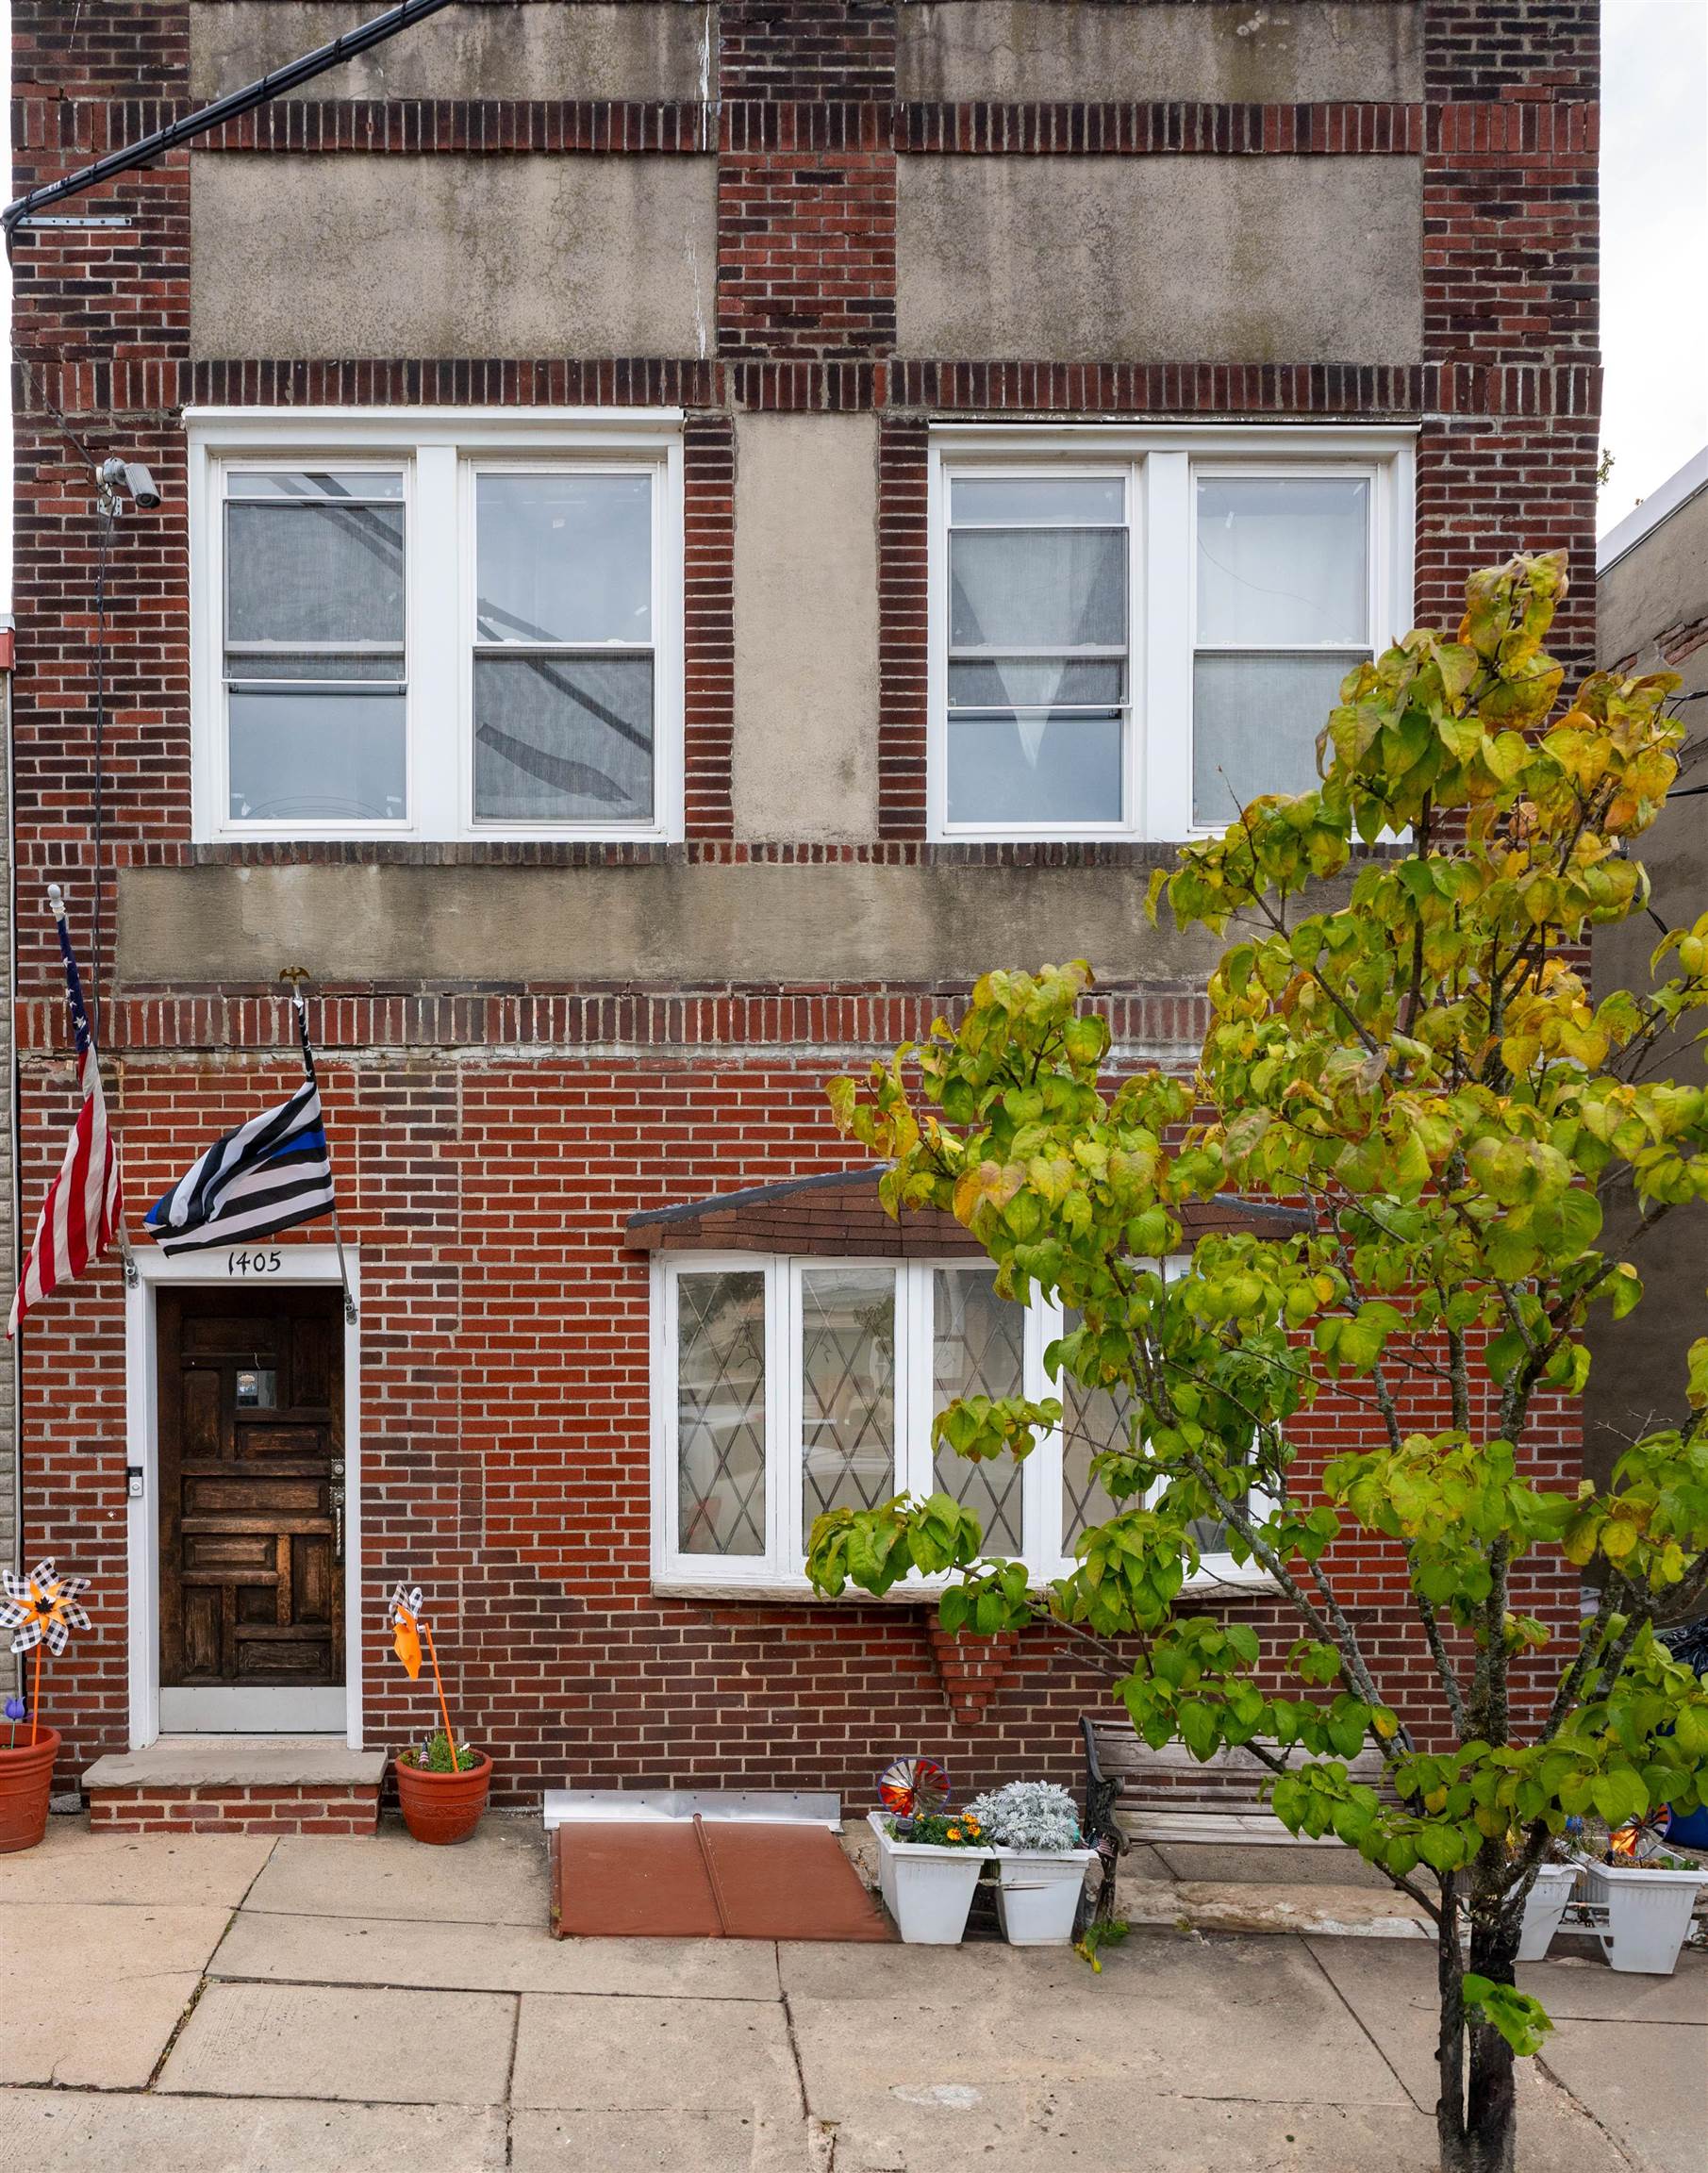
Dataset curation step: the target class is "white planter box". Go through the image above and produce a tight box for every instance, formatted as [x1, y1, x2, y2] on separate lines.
[1578, 1855, 1708, 1976]
[1516, 1863, 1580, 1964]
[992, 1847, 1097, 1946]
[867, 1811, 990, 1945]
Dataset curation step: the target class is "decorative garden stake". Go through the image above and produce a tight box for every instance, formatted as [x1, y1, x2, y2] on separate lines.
[387, 1579, 492, 1845]
[809, 556, 1708, 2173]
[877, 1756, 951, 1818]
[0, 1561, 91, 1851]
[1, 1560, 91, 1742]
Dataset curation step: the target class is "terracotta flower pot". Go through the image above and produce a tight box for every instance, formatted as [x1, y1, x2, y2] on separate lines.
[0, 1727, 60, 1854]
[394, 1749, 492, 1845]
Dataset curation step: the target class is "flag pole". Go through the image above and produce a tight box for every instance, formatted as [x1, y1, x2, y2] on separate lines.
[280, 970, 357, 1325]
[46, 883, 138, 1289]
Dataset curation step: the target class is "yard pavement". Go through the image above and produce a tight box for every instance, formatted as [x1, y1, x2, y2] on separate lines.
[0, 1815, 1701, 2172]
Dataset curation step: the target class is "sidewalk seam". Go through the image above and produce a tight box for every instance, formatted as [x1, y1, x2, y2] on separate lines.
[1297, 1930, 1433, 2117]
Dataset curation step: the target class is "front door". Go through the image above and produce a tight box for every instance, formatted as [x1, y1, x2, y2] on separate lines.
[157, 1286, 346, 1732]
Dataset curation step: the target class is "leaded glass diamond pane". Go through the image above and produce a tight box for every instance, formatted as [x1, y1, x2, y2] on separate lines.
[676, 1271, 767, 1557]
[933, 1269, 1026, 1555]
[1060, 1310, 1246, 1559]
[1062, 1362, 1130, 1554]
[800, 1269, 897, 1545]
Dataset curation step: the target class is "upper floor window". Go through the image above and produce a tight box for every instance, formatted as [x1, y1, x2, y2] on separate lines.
[929, 427, 1413, 842]
[223, 469, 409, 825]
[653, 1252, 1269, 1596]
[191, 410, 684, 842]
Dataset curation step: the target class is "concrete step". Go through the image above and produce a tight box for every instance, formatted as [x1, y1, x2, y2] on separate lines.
[82, 1736, 387, 1836]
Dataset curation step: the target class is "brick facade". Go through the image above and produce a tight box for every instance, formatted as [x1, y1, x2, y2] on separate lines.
[10, 0, 1599, 1806]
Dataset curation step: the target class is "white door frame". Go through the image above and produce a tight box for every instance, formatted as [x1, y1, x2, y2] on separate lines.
[125, 1245, 364, 1749]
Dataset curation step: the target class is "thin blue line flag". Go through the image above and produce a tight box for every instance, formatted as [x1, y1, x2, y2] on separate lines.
[144, 994, 338, 1255]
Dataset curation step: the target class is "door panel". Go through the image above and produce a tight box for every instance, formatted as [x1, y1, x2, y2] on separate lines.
[158, 1286, 346, 1694]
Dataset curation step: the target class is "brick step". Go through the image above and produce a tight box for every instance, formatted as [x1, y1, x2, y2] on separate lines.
[82, 1737, 386, 1836]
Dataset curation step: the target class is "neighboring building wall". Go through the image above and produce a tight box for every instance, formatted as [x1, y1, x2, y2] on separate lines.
[0, 624, 13, 1591]
[1584, 456, 1708, 1490]
[9, 0, 1600, 1796]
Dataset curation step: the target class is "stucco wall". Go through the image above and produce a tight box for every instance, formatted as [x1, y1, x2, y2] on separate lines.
[117, 860, 1246, 992]
[190, 2, 714, 102]
[1584, 482, 1708, 1484]
[897, 156, 1422, 364]
[732, 414, 881, 842]
[896, 1, 1423, 105]
[189, 154, 718, 359]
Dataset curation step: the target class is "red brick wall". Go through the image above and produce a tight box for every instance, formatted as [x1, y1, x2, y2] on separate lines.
[9, 0, 1600, 1800]
[20, 1052, 1583, 1801]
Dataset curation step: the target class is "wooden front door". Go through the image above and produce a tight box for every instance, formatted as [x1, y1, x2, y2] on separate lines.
[158, 1287, 345, 1698]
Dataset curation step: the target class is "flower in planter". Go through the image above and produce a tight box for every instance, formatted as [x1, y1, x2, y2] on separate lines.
[4, 1696, 25, 1750]
[963, 1782, 1083, 1852]
[888, 1810, 987, 1848]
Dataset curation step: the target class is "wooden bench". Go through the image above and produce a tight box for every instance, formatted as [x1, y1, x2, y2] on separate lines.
[1081, 1717, 1389, 1850]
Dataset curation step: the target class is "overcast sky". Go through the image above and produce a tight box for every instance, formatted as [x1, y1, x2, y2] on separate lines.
[1600, 0, 1708, 526]
[0, 0, 1704, 605]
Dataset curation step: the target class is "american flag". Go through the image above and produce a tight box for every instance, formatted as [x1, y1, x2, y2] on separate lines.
[7, 895, 125, 1338]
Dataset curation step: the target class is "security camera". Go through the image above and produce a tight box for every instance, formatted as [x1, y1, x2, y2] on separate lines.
[97, 456, 162, 511]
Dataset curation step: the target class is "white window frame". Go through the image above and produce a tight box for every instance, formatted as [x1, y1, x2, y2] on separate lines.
[651, 1252, 1274, 1599]
[927, 424, 1416, 844]
[188, 407, 686, 844]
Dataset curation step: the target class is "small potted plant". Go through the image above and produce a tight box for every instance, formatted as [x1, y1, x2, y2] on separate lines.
[867, 1756, 990, 1943]
[964, 1781, 1097, 1945]
[1576, 1817, 1708, 1976]
[0, 1561, 91, 1855]
[388, 1582, 491, 1845]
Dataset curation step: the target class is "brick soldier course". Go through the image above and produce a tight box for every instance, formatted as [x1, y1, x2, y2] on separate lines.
[9, 1, 1599, 1816]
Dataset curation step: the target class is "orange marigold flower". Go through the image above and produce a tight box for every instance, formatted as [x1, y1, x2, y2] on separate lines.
[946, 1826, 962, 1841]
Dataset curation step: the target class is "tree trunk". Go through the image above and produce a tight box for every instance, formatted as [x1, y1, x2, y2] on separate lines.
[1435, 1870, 1523, 2173]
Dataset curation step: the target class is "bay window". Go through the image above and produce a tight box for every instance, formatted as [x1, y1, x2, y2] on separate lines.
[653, 1254, 1269, 1594]
[929, 426, 1413, 841]
[191, 409, 684, 841]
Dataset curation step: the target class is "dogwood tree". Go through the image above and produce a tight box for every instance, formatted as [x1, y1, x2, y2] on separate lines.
[808, 556, 1708, 2173]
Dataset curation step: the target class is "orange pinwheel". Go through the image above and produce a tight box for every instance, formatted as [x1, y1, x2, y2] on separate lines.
[1, 1559, 92, 1746]
[389, 1583, 423, 1680]
[386, 1577, 456, 1759]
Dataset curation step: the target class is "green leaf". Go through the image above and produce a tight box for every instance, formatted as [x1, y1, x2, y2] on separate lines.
[1462, 1976, 1554, 2059]
[1590, 1771, 1649, 1828]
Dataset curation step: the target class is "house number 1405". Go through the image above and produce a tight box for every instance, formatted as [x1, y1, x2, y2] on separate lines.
[225, 1249, 284, 1275]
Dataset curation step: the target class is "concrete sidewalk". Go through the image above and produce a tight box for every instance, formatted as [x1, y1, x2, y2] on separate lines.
[0, 1816, 1700, 2172]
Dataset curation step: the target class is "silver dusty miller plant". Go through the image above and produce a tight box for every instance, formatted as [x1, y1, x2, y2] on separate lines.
[963, 1781, 1083, 1852]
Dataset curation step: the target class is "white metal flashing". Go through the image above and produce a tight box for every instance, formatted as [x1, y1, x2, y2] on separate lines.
[1598, 445, 1708, 576]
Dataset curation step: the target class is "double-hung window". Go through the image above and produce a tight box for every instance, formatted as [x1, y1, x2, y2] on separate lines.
[472, 468, 658, 825]
[222, 469, 409, 826]
[929, 427, 1412, 841]
[945, 471, 1135, 830]
[654, 1254, 1269, 1594]
[191, 410, 684, 841]
[1191, 470, 1375, 828]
